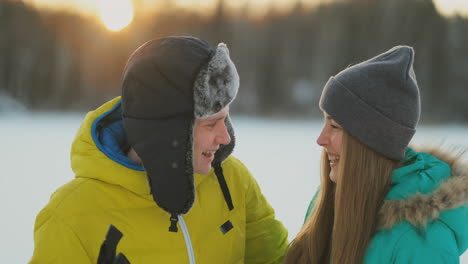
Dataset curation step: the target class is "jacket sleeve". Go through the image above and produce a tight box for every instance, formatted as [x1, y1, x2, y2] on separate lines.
[242, 165, 289, 264]
[29, 208, 92, 264]
[392, 223, 459, 264]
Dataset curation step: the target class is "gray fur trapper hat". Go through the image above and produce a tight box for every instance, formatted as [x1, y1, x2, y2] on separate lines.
[121, 36, 239, 222]
[319, 46, 420, 160]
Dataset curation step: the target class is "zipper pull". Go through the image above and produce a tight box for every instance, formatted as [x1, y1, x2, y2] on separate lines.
[169, 214, 179, 232]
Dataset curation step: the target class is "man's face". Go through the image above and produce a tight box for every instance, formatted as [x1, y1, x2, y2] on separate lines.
[193, 107, 231, 174]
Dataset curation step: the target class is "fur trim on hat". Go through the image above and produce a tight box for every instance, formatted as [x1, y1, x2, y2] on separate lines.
[378, 146, 468, 230]
[193, 43, 239, 119]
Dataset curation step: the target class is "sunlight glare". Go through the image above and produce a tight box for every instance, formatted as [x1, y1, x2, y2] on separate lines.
[98, 0, 134, 31]
[433, 0, 468, 17]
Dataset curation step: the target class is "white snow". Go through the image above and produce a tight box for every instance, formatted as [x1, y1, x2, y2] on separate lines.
[1, 113, 467, 263]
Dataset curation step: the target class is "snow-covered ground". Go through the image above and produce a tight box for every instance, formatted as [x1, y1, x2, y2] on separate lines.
[1, 113, 467, 263]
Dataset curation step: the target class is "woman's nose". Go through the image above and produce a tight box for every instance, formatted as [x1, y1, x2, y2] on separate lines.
[316, 128, 328, 147]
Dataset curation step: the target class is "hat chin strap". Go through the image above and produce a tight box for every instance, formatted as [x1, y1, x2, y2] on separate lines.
[213, 163, 234, 211]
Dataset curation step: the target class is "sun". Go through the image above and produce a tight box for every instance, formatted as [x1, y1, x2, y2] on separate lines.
[98, 0, 134, 32]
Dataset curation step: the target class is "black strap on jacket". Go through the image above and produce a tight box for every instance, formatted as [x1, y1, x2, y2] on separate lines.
[214, 164, 234, 211]
[97, 225, 131, 264]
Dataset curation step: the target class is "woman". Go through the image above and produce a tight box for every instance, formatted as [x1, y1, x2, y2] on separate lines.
[286, 46, 468, 263]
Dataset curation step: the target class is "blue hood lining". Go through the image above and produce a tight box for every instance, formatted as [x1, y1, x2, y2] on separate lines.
[91, 101, 144, 171]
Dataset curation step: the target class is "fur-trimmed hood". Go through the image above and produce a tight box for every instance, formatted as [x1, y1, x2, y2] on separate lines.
[378, 147, 468, 239]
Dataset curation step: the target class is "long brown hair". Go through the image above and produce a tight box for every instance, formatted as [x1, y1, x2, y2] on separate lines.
[285, 131, 400, 264]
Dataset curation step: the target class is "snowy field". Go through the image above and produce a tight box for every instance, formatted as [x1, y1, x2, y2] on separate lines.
[1, 112, 468, 263]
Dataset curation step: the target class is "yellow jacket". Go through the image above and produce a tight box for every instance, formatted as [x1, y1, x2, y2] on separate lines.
[30, 97, 288, 263]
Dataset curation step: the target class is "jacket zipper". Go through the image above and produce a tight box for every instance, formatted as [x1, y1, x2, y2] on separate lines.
[178, 215, 196, 264]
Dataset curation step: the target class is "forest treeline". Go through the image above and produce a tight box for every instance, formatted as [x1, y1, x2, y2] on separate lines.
[1, 0, 467, 122]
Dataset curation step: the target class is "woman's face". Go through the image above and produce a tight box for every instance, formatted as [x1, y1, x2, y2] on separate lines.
[316, 114, 343, 182]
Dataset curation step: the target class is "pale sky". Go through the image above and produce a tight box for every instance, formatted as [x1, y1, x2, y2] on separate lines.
[23, 0, 468, 19]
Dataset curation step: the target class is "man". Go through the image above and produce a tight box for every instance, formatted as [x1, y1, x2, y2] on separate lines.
[30, 36, 288, 263]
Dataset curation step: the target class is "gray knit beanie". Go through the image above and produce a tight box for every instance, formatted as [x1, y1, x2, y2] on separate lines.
[319, 46, 420, 160]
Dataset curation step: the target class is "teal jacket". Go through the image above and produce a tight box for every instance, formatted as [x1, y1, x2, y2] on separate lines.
[305, 148, 468, 263]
